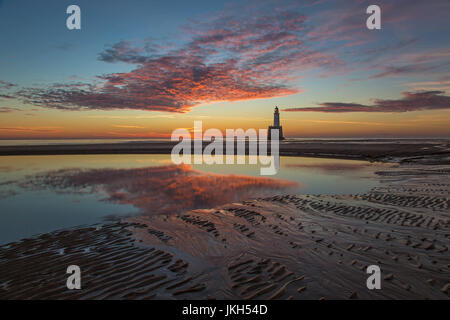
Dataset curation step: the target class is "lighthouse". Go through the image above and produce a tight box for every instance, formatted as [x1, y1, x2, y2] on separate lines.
[268, 106, 284, 140]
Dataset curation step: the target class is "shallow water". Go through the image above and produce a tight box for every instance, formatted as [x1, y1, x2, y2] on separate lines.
[0, 154, 391, 244]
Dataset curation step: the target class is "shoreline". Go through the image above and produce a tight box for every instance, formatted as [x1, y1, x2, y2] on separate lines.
[0, 139, 448, 162]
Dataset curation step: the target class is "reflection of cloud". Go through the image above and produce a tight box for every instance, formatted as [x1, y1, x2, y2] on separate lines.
[283, 91, 450, 113]
[21, 164, 298, 215]
[284, 162, 369, 172]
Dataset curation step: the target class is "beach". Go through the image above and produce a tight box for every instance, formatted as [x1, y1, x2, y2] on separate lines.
[0, 140, 449, 300]
[0, 139, 449, 161]
[1, 0, 449, 305]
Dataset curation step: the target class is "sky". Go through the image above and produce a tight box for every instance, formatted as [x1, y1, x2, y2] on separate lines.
[0, 0, 449, 139]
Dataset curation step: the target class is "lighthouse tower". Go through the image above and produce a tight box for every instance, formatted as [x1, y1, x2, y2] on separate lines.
[268, 106, 284, 140]
[274, 106, 280, 127]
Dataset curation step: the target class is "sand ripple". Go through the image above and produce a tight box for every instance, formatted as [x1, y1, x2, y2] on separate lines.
[0, 160, 449, 299]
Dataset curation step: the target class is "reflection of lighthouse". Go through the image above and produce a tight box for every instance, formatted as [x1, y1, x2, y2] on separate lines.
[268, 106, 284, 140]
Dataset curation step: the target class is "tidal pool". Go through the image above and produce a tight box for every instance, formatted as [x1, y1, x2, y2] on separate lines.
[0, 154, 391, 243]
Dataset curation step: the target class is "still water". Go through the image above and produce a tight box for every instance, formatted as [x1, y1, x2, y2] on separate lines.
[0, 155, 391, 244]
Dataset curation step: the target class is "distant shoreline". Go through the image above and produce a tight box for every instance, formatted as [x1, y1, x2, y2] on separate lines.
[0, 139, 448, 162]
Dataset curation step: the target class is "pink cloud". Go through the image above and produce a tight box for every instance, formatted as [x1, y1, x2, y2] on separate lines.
[10, 0, 450, 113]
[283, 91, 450, 113]
[16, 8, 341, 113]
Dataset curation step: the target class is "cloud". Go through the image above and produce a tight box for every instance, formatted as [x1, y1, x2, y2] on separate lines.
[8, 0, 450, 113]
[305, 1, 450, 78]
[112, 125, 146, 129]
[0, 80, 16, 90]
[308, 120, 385, 126]
[0, 107, 19, 112]
[0, 81, 17, 100]
[15, 7, 340, 113]
[283, 91, 450, 113]
[308, 0, 450, 44]
[0, 126, 62, 133]
[371, 65, 434, 79]
[405, 78, 450, 94]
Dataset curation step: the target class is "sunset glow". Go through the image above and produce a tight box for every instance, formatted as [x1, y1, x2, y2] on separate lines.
[0, 0, 449, 139]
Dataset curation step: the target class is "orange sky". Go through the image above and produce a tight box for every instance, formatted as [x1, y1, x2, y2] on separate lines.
[1, 101, 449, 139]
[1, 1, 449, 139]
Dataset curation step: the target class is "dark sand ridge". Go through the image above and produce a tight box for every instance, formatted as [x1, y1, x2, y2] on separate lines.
[0, 154, 448, 299]
[0, 139, 449, 162]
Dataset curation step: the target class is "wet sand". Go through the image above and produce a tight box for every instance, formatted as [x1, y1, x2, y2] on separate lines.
[0, 139, 449, 162]
[0, 153, 448, 300]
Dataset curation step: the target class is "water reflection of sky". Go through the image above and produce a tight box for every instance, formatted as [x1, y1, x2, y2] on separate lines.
[0, 155, 391, 244]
